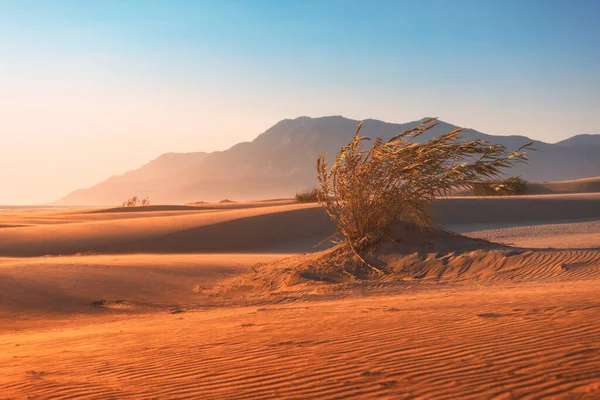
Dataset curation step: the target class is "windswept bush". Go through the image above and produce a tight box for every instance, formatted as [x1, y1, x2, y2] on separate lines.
[471, 176, 528, 196]
[317, 118, 532, 254]
[295, 188, 320, 203]
[122, 196, 150, 207]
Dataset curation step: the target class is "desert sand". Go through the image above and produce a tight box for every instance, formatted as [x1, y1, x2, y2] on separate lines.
[1, 195, 600, 399]
[528, 176, 600, 195]
[452, 176, 600, 196]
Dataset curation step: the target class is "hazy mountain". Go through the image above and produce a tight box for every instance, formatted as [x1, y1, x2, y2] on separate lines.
[58, 152, 209, 205]
[55, 116, 600, 205]
[555, 134, 600, 147]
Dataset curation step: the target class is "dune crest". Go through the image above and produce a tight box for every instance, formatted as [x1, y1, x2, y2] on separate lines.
[217, 223, 600, 300]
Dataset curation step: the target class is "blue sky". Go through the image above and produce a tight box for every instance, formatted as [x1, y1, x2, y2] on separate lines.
[1, 0, 599, 203]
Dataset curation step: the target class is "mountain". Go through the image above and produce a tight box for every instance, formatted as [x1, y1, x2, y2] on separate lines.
[555, 134, 600, 147]
[54, 116, 600, 205]
[58, 152, 209, 205]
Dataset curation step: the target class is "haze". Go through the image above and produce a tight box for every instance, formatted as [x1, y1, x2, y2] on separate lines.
[1, 0, 599, 204]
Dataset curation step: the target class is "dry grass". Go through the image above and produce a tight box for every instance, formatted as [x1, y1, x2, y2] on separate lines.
[317, 118, 532, 256]
[471, 176, 528, 196]
[295, 188, 320, 203]
[121, 196, 150, 207]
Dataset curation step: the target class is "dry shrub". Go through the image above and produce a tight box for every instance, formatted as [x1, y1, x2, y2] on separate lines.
[122, 196, 150, 207]
[471, 176, 528, 196]
[219, 199, 236, 204]
[295, 188, 320, 203]
[317, 118, 532, 254]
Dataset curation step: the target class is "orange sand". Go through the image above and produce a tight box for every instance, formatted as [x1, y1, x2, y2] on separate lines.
[1, 196, 599, 399]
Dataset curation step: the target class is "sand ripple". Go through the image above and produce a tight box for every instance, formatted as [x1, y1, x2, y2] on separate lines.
[1, 282, 599, 399]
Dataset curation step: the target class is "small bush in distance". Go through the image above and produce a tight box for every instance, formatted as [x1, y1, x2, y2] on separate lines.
[471, 176, 528, 196]
[295, 188, 320, 203]
[122, 196, 150, 207]
[219, 199, 235, 204]
[317, 118, 532, 254]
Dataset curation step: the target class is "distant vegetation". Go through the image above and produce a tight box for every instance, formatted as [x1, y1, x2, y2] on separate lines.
[317, 118, 532, 256]
[122, 196, 150, 207]
[295, 188, 320, 203]
[471, 177, 528, 196]
[219, 199, 236, 204]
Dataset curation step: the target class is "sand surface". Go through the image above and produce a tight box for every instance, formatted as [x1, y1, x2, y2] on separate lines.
[528, 176, 600, 195]
[455, 220, 600, 249]
[451, 175, 600, 196]
[2, 282, 600, 399]
[1, 195, 600, 399]
[2, 194, 600, 257]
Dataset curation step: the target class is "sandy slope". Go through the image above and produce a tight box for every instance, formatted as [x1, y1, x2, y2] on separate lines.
[1, 195, 600, 399]
[431, 193, 600, 225]
[1, 282, 599, 399]
[455, 220, 600, 248]
[0, 203, 332, 257]
[528, 176, 600, 195]
[452, 176, 600, 196]
[0, 254, 285, 331]
[1, 194, 600, 257]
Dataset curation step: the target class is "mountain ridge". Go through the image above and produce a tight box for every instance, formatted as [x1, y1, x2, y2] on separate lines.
[54, 116, 600, 205]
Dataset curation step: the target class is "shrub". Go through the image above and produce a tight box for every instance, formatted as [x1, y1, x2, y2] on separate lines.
[471, 176, 528, 196]
[122, 196, 150, 207]
[317, 118, 532, 253]
[219, 199, 235, 204]
[295, 188, 320, 203]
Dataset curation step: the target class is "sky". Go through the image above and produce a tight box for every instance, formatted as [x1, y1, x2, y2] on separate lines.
[1, 0, 599, 204]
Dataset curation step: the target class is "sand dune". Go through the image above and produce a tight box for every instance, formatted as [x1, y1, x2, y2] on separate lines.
[89, 205, 210, 213]
[2, 282, 599, 399]
[94, 199, 296, 213]
[0, 203, 329, 257]
[456, 220, 600, 248]
[431, 193, 600, 225]
[1, 194, 600, 399]
[0, 254, 285, 331]
[185, 199, 297, 209]
[528, 176, 600, 194]
[452, 176, 600, 196]
[216, 225, 600, 302]
[1, 194, 600, 257]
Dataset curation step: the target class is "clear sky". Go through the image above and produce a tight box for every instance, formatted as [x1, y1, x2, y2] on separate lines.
[1, 0, 599, 204]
